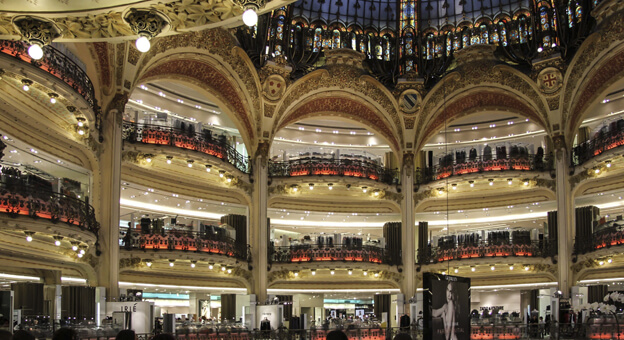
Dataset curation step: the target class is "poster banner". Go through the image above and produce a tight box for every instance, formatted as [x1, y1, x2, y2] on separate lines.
[423, 273, 471, 340]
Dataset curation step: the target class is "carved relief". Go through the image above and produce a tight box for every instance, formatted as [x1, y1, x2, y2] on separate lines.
[119, 257, 143, 269]
[537, 68, 563, 95]
[264, 103, 276, 118]
[262, 75, 286, 101]
[128, 45, 140, 66]
[404, 117, 415, 129]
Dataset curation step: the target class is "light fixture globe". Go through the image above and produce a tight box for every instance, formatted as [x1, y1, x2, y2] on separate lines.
[242, 7, 259, 27]
[28, 44, 43, 60]
[135, 36, 151, 53]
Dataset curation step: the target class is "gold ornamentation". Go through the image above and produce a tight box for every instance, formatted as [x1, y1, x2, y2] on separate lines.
[119, 257, 143, 269]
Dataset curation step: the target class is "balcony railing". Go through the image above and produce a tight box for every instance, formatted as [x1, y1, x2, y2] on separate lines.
[122, 121, 250, 173]
[0, 40, 101, 132]
[120, 228, 251, 262]
[575, 224, 624, 255]
[417, 241, 552, 265]
[268, 160, 399, 185]
[270, 244, 390, 265]
[415, 153, 552, 185]
[0, 173, 99, 236]
[571, 128, 624, 166]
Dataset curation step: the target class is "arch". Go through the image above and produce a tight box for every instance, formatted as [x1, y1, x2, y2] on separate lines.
[276, 94, 401, 154]
[416, 89, 549, 151]
[136, 58, 255, 155]
[564, 45, 624, 147]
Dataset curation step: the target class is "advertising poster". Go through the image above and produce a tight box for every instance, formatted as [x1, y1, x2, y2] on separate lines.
[423, 273, 471, 340]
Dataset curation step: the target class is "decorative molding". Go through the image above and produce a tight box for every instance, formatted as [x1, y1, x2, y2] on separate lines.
[120, 257, 143, 270]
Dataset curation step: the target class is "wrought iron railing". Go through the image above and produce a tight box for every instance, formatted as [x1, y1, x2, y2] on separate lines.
[571, 128, 624, 166]
[414, 153, 553, 185]
[417, 241, 552, 264]
[269, 244, 390, 265]
[268, 160, 399, 185]
[0, 40, 101, 132]
[575, 227, 624, 255]
[122, 121, 250, 173]
[0, 174, 99, 236]
[119, 228, 251, 262]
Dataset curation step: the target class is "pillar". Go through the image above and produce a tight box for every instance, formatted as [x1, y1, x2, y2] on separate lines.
[250, 142, 270, 302]
[401, 153, 416, 301]
[96, 93, 126, 300]
[553, 136, 573, 298]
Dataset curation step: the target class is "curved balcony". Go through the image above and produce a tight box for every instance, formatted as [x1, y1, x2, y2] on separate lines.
[575, 222, 624, 255]
[0, 40, 100, 131]
[0, 170, 99, 235]
[269, 244, 391, 265]
[122, 121, 249, 173]
[268, 160, 399, 185]
[119, 228, 251, 262]
[417, 241, 554, 265]
[415, 153, 553, 185]
[572, 124, 624, 166]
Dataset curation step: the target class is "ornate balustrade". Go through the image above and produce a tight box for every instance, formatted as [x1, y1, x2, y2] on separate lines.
[415, 153, 552, 185]
[417, 241, 550, 264]
[270, 244, 390, 265]
[0, 174, 99, 236]
[120, 228, 251, 262]
[575, 227, 624, 255]
[0, 40, 101, 132]
[572, 128, 624, 166]
[268, 160, 399, 185]
[122, 121, 250, 173]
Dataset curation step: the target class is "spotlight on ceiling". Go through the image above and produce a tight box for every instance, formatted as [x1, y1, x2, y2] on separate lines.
[124, 9, 170, 53]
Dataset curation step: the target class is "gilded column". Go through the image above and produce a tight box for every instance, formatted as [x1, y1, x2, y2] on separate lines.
[96, 93, 127, 300]
[401, 152, 416, 300]
[250, 142, 270, 302]
[553, 135, 573, 298]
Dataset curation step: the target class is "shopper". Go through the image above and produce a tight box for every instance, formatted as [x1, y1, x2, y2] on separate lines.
[393, 333, 412, 340]
[326, 330, 348, 340]
[52, 328, 78, 340]
[116, 330, 136, 340]
[12, 330, 34, 340]
[152, 334, 176, 340]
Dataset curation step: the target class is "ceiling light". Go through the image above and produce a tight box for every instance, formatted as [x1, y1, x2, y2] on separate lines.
[373, 190, 380, 196]
[24, 231, 34, 242]
[219, 170, 225, 178]
[187, 160, 194, 167]
[309, 183, 314, 190]
[509, 265, 514, 270]
[166, 156, 173, 164]
[606, 160, 612, 168]
[608, 258, 613, 264]
[328, 183, 333, 190]
[469, 181, 474, 188]
[330, 269, 335, 275]
[22, 79, 32, 91]
[221, 265, 226, 271]
[489, 179, 494, 186]
[523, 180, 529, 186]
[363, 270, 368, 276]
[135, 36, 151, 53]
[452, 184, 457, 190]
[124, 9, 168, 53]
[144, 260, 152, 267]
[348, 269, 353, 275]
[70, 241, 79, 251]
[471, 266, 476, 272]
[374, 272, 379, 277]
[169, 260, 175, 267]
[145, 155, 152, 163]
[508, 179, 512, 185]
[241, 4, 259, 27]
[437, 188, 444, 195]
[53, 236, 63, 246]
[48, 93, 58, 104]
[190, 261, 197, 268]
[491, 265, 495, 271]
[362, 186, 367, 193]
[227, 267, 232, 274]
[205, 165, 212, 172]
[599, 260, 605, 266]
[311, 269, 316, 276]
[293, 271, 299, 277]
[454, 268, 459, 273]
[595, 168, 601, 174]
[208, 263, 214, 269]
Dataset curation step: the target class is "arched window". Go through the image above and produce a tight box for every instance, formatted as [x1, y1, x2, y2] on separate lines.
[480, 24, 489, 44]
[351, 32, 358, 50]
[313, 27, 322, 52]
[462, 29, 471, 48]
[498, 22, 508, 46]
[332, 29, 341, 49]
[540, 7, 551, 47]
[445, 32, 453, 56]
[383, 35, 391, 61]
[491, 25, 500, 44]
[425, 34, 435, 60]
[575, 2, 583, 23]
[453, 32, 461, 51]
[518, 17, 528, 43]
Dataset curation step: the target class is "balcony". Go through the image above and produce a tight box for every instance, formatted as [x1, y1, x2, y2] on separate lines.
[122, 121, 249, 173]
[572, 124, 624, 166]
[119, 228, 251, 262]
[417, 241, 553, 265]
[270, 244, 391, 265]
[575, 218, 624, 255]
[415, 153, 553, 185]
[0, 169, 99, 235]
[268, 160, 399, 185]
[0, 40, 100, 130]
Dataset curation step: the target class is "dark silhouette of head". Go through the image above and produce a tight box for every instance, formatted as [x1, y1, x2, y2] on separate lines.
[0, 330, 12, 340]
[53, 328, 78, 340]
[326, 330, 348, 340]
[116, 330, 136, 340]
[13, 330, 35, 340]
[152, 334, 176, 340]
[393, 333, 413, 340]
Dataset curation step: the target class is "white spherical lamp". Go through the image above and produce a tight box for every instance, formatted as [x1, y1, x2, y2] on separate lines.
[242, 8, 258, 27]
[28, 44, 44, 60]
[135, 36, 151, 53]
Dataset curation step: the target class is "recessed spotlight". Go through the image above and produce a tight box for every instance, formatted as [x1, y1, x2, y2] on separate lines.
[469, 181, 475, 187]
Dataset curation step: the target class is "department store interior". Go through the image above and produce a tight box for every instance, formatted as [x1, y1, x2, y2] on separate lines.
[0, 0, 624, 338]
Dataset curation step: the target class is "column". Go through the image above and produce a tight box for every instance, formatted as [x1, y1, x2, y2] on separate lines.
[553, 136, 573, 298]
[401, 153, 416, 301]
[96, 94, 126, 300]
[250, 142, 270, 303]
